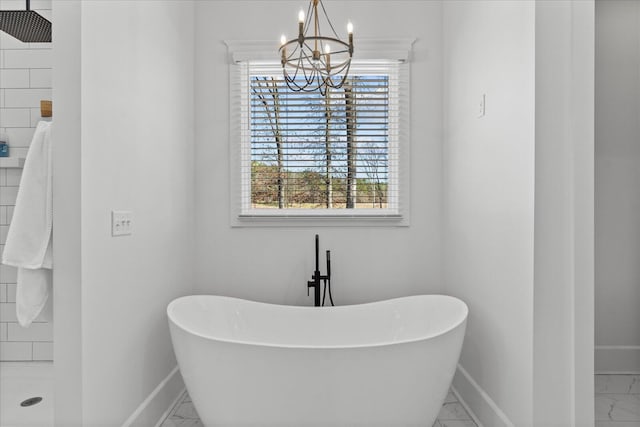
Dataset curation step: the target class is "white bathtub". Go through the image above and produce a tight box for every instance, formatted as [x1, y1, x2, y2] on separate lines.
[167, 295, 467, 427]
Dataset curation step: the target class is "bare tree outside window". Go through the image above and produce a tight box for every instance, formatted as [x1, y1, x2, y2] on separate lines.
[251, 77, 285, 208]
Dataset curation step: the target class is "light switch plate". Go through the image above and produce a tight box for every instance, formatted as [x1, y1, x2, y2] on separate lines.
[111, 210, 132, 236]
[479, 94, 486, 118]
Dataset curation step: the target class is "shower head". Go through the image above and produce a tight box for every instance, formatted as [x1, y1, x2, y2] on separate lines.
[0, 0, 51, 43]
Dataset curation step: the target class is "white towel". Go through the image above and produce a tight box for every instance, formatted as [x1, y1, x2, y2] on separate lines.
[2, 121, 53, 327]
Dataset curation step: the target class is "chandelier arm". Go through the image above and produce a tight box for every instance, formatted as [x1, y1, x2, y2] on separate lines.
[300, 36, 350, 50]
[283, 56, 351, 74]
[283, 42, 350, 69]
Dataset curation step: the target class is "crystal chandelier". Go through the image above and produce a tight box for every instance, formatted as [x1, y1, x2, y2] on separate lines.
[278, 0, 353, 95]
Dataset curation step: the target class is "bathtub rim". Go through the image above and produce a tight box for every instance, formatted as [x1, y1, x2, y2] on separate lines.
[167, 294, 468, 350]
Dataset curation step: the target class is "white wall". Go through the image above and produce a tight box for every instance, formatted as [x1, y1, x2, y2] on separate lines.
[533, 1, 594, 425]
[595, 0, 640, 373]
[443, 2, 535, 425]
[52, 1, 82, 423]
[444, 1, 594, 426]
[53, 1, 195, 425]
[194, 1, 443, 305]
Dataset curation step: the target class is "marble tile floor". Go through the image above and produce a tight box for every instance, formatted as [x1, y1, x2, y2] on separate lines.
[159, 389, 479, 427]
[3, 372, 634, 426]
[595, 374, 640, 427]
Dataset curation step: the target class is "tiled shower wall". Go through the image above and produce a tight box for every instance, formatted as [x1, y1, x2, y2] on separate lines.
[0, 0, 52, 361]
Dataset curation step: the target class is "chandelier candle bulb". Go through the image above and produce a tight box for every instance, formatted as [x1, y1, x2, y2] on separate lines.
[348, 21, 354, 53]
[298, 9, 305, 40]
[325, 44, 331, 70]
[280, 35, 287, 63]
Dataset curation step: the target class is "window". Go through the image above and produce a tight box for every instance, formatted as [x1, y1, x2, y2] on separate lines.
[228, 40, 412, 225]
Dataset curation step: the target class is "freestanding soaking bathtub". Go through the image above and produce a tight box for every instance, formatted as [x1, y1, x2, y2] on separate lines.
[167, 294, 468, 427]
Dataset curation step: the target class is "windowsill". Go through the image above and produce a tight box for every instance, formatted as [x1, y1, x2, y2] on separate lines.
[232, 212, 409, 228]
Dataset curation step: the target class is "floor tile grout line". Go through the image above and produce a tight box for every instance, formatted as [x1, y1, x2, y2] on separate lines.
[157, 389, 189, 426]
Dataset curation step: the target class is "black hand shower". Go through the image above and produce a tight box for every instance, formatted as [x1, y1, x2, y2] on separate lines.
[0, 0, 51, 43]
[322, 250, 334, 307]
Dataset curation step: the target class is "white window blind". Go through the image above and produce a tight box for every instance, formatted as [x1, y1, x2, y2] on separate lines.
[230, 58, 410, 224]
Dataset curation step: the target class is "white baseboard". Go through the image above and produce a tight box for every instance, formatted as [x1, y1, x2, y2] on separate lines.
[121, 365, 185, 427]
[451, 364, 514, 427]
[595, 346, 640, 374]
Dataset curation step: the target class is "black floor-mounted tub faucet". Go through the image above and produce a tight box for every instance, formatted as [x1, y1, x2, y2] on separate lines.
[307, 234, 332, 307]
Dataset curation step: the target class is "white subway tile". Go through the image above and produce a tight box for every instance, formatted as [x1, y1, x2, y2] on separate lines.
[0, 108, 31, 127]
[29, 69, 51, 88]
[0, 264, 17, 284]
[5, 169, 21, 186]
[6, 284, 15, 302]
[0, 224, 7, 244]
[8, 322, 52, 341]
[4, 88, 51, 108]
[0, 185, 17, 205]
[0, 302, 16, 321]
[0, 284, 5, 303]
[0, 108, 31, 128]
[0, 322, 7, 341]
[0, 207, 5, 224]
[3, 49, 52, 69]
[0, 169, 5, 186]
[0, 70, 29, 89]
[0, 341, 32, 361]
[32, 342, 52, 361]
[0, 89, 5, 108]
[4, 127, 35, 147]
[6, 206, 14, 223]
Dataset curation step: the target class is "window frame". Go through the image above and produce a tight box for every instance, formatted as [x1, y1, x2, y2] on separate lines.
[227, 39, 414, 227]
